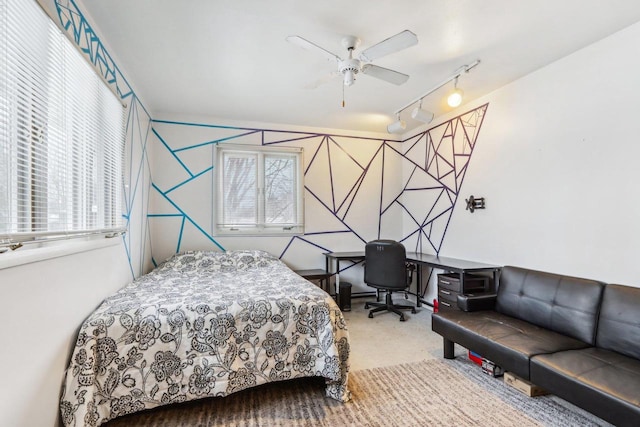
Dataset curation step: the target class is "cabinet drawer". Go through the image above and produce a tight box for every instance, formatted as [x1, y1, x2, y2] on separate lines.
[438, 273, 488, 293]
[438, 287, 459, 302]
[437, 298, 458, 312]
[438, 274, 462, 292]
[438, 287, 459, 311]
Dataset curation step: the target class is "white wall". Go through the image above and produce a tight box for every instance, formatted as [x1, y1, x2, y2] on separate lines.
[423, 20, 640, 294]
[0, 243, 133, 427]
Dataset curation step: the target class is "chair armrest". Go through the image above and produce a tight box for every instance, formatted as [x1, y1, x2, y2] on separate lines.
[457, 293, 497, 312]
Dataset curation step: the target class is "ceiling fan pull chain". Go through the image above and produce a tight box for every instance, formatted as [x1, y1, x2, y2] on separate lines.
[342, 82, 345, 107]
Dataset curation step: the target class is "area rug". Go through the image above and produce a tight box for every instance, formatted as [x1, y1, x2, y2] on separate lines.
[105, 357, 609, 427]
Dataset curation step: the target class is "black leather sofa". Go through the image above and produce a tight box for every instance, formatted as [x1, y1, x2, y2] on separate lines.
[431, 265, 640, 426]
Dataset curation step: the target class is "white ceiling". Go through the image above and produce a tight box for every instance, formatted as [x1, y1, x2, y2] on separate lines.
[80, 0, 640, 134]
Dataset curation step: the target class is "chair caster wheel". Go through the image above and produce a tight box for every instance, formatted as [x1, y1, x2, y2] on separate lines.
[368, 313, 374, 318]
[364, 303, 370, 309]
[411, 309, 416, 314]
[399, 315, 406, 321]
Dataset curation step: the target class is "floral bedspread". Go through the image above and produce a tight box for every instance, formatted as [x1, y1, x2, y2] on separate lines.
[60, 250, 350, 426]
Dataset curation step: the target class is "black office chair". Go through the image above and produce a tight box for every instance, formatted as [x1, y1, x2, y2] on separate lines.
[364, 239, 416, 321]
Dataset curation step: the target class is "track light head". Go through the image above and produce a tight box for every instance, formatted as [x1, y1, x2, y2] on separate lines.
[447, 88, 464, 107]
[387, 118, 406, 134]
[447, 76, 463, 107]
[411, 107, 434, 124]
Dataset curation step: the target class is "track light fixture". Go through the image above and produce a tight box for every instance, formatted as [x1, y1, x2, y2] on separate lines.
[388, 59, 480, 134]
[387, 113, 406, 134]
[447, 77, 464, 108]
[411, 100, 434, 124]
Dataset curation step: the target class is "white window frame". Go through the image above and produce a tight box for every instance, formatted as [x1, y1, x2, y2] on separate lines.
[0, 0, 126, 257]
[214, 144, 304, 236]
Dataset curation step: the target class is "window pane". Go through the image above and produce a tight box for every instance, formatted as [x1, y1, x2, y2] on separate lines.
[264, 155, 295, 224]
[222, 153, 257, 225]
[215, 144, 303, 235]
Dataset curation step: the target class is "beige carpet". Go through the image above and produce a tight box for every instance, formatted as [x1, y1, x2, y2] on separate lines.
[105, 356, 607, 427]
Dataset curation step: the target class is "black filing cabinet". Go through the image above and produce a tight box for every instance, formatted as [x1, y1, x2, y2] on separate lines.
[437, 273, 488, 311]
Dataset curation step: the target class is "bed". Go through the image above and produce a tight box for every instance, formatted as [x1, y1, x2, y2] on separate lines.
[59, 250, 350, 426]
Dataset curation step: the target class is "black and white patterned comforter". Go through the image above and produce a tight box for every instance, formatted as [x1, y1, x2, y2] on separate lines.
[60, 250, 350, 426]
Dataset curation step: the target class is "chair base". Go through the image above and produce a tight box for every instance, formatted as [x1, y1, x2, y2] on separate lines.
[365, 292, 416, 321]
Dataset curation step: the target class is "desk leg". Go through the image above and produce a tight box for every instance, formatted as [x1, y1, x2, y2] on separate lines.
[415, 264, 422, 307]
[334, 259, 340, 292]
[325, 257, 334, 296]
[332, 259, 340, 301]
[413, 265, 435, 308]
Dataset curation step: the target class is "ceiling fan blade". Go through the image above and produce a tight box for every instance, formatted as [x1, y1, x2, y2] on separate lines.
[303, 71, 342, 89]
[286, 35, 342, 62]
[359, 30, 418, 62]
[361, 64, 409, 85]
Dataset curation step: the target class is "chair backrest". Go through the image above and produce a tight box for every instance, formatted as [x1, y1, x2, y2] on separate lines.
[364, 240, 407, 290]
[596, 284, 640, 359]
[495, 266, 604, 345]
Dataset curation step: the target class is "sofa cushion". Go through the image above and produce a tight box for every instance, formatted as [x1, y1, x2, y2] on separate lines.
[596, 284, 640, 360]
[432, 310, 590, 380]
[495, 266, 604, 344]
[531, 347, 640, 426]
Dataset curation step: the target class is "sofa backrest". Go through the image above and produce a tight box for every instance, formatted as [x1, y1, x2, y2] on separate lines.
[596, 284, 640, 359]
[496, 266, 605, 345]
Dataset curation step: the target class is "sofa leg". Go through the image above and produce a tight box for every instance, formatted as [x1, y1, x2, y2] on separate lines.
[443, 338, 455, 359]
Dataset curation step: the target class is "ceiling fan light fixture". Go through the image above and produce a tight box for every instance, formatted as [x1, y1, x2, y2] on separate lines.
[287, 31, 417, 91]
[343, 69, 356, 86]
[411, 106, 434, 123]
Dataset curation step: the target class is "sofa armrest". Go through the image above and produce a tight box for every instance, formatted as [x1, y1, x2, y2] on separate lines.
[457, 293, 497, 312]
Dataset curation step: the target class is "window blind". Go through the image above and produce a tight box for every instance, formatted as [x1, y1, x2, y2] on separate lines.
[0, 0, 126, 250]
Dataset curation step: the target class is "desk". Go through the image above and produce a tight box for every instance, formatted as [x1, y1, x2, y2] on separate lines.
[323, 251, 501, 307]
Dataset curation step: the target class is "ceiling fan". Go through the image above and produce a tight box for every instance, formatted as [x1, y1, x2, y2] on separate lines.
[286, 30, 418, 89]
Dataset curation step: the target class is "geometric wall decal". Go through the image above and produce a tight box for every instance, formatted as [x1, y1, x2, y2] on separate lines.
[399, 104, 489, 254]
[145, 104, 487, 267]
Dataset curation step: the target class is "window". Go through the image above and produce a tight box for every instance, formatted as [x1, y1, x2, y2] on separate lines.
[0, 0, 125, 252]
[215, 144, 304, 235]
